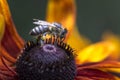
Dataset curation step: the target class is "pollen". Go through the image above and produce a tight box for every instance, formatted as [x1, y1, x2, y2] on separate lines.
[16, 38, 76, 80]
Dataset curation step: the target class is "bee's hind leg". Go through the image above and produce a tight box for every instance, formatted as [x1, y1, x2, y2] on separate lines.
[61, 37, 65, 41]
[59, 35, 66, 41]
[36, 35, 42, 45]
[41, 32, 50, 45]
[51, 32, 57, 39]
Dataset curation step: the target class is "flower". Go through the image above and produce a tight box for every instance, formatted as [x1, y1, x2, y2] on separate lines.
[16, 38, 76, 80]
[0, 0, 120, 80]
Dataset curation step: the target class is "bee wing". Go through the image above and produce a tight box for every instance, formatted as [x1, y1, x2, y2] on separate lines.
[52, 22, 62, 28]
[33, 19, 53, 26]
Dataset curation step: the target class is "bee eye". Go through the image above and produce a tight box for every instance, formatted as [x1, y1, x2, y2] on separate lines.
[16, 38, 76, 80]
[64, 28, 67, 32]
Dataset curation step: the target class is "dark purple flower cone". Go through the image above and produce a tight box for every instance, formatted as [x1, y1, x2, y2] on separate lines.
[16, 38, 76, 80]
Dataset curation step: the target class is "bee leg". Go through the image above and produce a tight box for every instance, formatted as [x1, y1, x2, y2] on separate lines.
[40, 39, 44, 46]
[61, 37, 65, 41]
[44, 32, 49, 36]
[59, 35, 65, 41]
[40, 32, 49, 45]
[51, 32, 58, 45]
[37, 35, 44, 46]
[51, 32, 56, 39]
[36, 35, 42, 45]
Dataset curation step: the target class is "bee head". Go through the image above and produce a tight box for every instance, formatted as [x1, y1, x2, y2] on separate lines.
[63, 28, 67, 33]
[60, 28, 68, 38]
[62, 28, 67, 34]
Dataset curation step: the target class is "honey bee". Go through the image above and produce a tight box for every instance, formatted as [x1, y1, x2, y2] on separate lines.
[29, 19, 67, 44]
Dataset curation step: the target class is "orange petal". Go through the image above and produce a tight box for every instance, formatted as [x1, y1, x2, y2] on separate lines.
[46, 0, 76, 39]
[0, 57, 16, 80]
[102, 32, 120, 60]
[77, 61, 120, 70]
[0, 70, 16, 80]
[77, 61, 120, 78]
[76, 68, 116, 80]
[114, 76, 120, 80]
[0, 13, 5, 42]
[74, 76, 92, 80]
[0, 0, 24, 63]
[76, 41, 117, 64]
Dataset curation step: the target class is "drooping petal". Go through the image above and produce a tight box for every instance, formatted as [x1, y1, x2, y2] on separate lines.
[46, 0, 76, 39]
[0, 0, 24, 63]
[114, 76, 120, 80]
[102, 32, 120, 60]
[75, 68, 116, 80]
[0, 13, 5, 42]
[76, 60, 120, 79]
[74, 76, 92, 80]
[77, 60, 120, 70]
[0, 70, 16, 80]
[76, 41, 117, 64]
[0, 56, 17, 80]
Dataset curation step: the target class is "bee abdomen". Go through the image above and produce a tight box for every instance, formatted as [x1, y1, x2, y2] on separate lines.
[29, 26, 44, 36]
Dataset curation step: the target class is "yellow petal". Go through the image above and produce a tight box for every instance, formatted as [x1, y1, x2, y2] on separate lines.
[67, 26, 91, 50]
[102, 32, 120, 60]
[76, 41, 116, 64]
[0, 13, 5, 42]
[46, 0, 90, 49]
[102, 68, 120, 73]
[0, 0, 24, 63]
[46, 0, 76, 39]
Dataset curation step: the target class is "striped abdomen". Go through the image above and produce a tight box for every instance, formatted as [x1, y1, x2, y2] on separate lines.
[29, 25, 49, 36]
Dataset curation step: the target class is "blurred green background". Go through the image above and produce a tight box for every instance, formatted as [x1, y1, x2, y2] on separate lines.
[8, 0, 120, 42]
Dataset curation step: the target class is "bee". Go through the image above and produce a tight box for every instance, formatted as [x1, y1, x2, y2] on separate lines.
[29, 19, 67, 44]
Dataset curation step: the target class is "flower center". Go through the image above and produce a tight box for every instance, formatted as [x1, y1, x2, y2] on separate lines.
[16, 39, 76, 80]
[43, 44, 56, 53]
